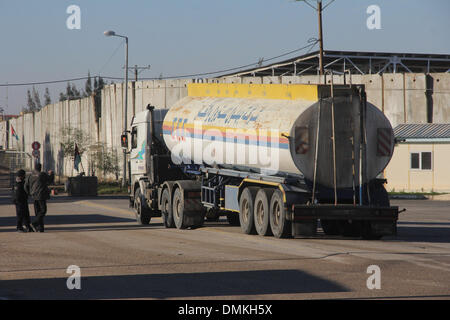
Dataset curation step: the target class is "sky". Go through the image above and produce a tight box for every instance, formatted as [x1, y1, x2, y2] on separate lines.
[0, 0, 449, 114]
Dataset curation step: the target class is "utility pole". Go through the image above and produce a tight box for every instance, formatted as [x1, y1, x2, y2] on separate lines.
[124, 65, 151, 82]
[297, 0, 335, 77]
[317, 1, 324, 75]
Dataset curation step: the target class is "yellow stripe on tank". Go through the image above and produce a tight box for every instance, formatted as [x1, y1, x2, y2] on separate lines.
[188, 83, 318, 101]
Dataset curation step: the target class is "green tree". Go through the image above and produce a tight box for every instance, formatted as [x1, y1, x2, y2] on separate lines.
[71, 83, 80, 99]
[91, 144, 120, 180]
[59, 92, 67, 102]
[93, 76, 105, 120]
[84, 72, 92, 97]
[60, 127, 91, 174]
[44, 87, 52, 105]
[32, 86, 42, 110]
[65, 82, 74, 100]
[25, 89, 36, 112]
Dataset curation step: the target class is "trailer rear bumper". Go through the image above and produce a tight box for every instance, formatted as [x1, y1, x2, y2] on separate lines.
[291, 204, 399, 237]
[293, 204, 398, 220]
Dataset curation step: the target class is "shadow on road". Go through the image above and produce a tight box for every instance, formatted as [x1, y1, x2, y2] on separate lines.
[0, 269, 348, 299]
[0, 214, 163, 233]
[0, 191, 128, 206]
[395, 222, 450, 244]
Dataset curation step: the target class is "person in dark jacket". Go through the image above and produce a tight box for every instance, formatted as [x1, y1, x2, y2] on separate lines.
[24, 163, 51, 232]
[12, 169, 33, 232]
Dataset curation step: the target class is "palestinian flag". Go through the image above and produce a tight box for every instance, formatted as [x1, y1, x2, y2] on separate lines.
[74, 143, 81, 172]
[11, 125, 19, 141]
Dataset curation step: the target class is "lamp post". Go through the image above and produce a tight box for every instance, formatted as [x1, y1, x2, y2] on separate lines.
[104, 30, 128, 188]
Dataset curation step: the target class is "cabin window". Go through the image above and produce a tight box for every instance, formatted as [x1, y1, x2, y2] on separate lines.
[410, 152, 432, 170]
[131, 127, 138, 149]
[421, 152, 432, 170]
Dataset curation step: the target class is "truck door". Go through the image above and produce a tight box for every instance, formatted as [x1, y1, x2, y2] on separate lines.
[129, 124, 147, 177]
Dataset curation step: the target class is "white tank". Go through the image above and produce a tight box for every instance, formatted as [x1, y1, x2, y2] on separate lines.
[163, 83, 394, 189]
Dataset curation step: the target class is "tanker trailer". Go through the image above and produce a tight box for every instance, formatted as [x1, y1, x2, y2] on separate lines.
[126, 83, 399, 239]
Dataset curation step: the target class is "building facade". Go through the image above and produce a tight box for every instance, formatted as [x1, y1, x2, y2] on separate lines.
[385, 124, 450, 192]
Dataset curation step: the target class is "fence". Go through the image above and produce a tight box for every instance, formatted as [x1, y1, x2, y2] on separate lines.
[0, 150, 33, 188]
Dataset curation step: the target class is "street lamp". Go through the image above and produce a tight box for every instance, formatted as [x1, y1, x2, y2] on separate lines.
[104, 30, 129, 188]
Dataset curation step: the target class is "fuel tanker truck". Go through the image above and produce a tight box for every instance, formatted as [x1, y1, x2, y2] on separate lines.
[123, 82, 400, 239]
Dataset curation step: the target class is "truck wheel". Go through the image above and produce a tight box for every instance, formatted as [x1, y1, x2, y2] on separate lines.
[226, 213, 240, 226]
[239, 187, 257, 234]
[161, 189, 175, 228]
[172, 188, 188, 229]
[134, 187, 151, 225]
[270, 190, 292, 238]
[192, 209, 206, 229]
[254, 189, 273, 236]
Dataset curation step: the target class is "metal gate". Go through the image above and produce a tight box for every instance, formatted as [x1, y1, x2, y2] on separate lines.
[0, 150, 33, 188]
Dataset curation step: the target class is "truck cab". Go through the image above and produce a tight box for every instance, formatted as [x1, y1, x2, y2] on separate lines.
[128, 106, 169, 224]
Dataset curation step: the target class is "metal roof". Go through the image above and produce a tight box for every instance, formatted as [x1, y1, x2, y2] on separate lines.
[223, 50, 450, 77]
[394, 123, 450, 141]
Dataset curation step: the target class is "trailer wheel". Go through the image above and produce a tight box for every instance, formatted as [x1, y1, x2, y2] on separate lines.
[239, 187, 258, 234]
[172, 188, 188, 229]
[161, 189, 175, 228]
[254, 189, 273, 236]
[134, 187, 151, 225]
[270, 190, 292, 238]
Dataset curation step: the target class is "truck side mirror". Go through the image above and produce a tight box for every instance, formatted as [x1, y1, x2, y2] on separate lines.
[121, 134, 128, 149]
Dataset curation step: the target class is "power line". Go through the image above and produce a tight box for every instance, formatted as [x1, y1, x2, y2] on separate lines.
[0, 41, 318, 87]
[97, 39, 126, 76]
[136, 41, 319, 80]
[0, 77, 92, 87]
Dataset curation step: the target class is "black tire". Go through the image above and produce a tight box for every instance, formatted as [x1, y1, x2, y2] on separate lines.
[320, 220, 340, 236]
[161, 189, 175, 228]
[226, 213, 240, 226]
[172, 188, 188, 229]
[254, 189, 273, 236]
[269, 190, 292, 238]
[239, 187, 258, 235]
[134, 187, 151, 225]
[192, 208, 206, 229]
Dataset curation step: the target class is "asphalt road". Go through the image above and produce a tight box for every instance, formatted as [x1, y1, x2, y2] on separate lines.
[0, 189, 449, 300]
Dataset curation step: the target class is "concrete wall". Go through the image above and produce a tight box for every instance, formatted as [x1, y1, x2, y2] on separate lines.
[432, 73, 450, 123]
[0, 73, 449, 181]
[100, 79, 191, 154]
[0, 97, 99, 177]
[0, 121, 7, 149]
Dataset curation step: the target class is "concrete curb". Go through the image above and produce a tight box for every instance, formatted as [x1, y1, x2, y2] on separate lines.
[389, 194, 428, 200]
[389, 194, 450, 201]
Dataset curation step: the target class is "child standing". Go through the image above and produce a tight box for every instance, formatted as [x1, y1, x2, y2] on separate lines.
[12, 169, 33, 232]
